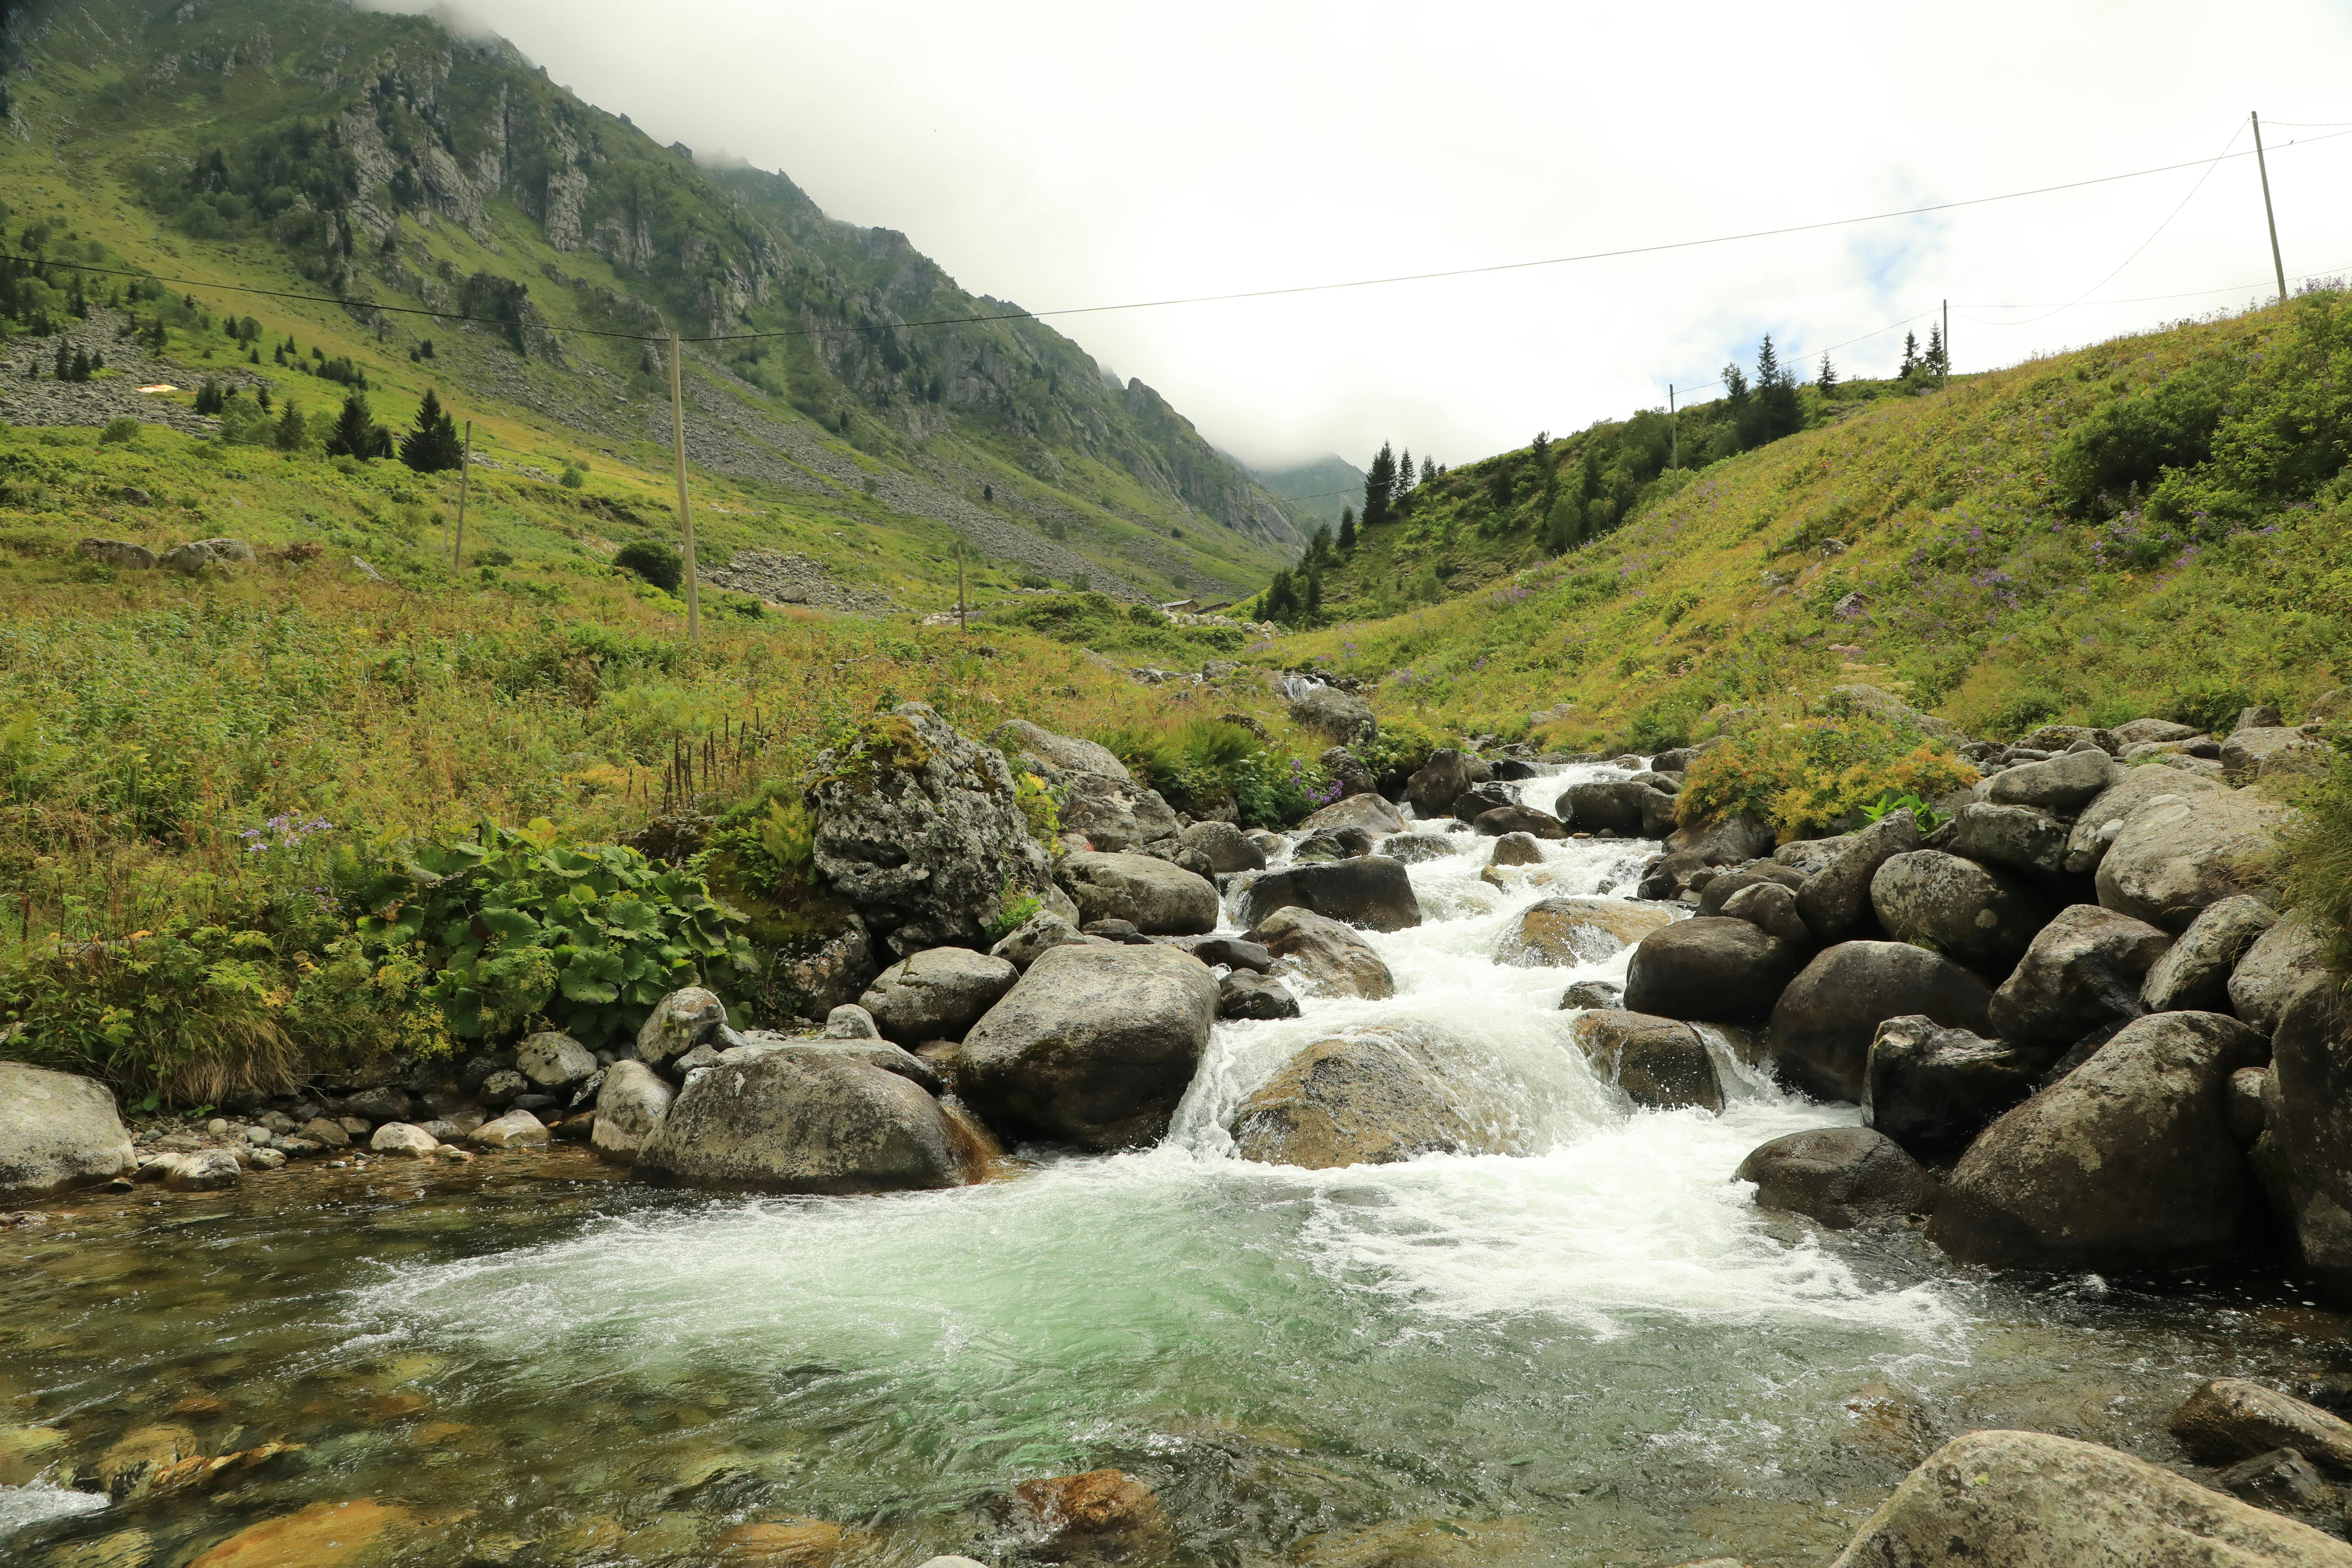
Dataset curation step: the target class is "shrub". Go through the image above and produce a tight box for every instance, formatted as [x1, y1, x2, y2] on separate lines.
[97, 417, 142, 446]
[614, 540, 683, 593]
[2282, 738, 2352, 978]
[2050, 361, 2233, 519]
[1678, 711, 1976, 840]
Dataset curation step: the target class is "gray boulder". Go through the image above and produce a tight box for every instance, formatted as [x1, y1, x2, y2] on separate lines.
[1986, 904, 2172, 1047]
[2142, 894, 2277, 1013]
[776, 922, 882, 1023]
[2171, 1378, 2352, 1478]
[859, 947, 1021, 1044]
[636, 987, 727, 1068]
[1720, 880, 1811, 945]
[2269, 983, 2352, 1302]
[1568, 1010, 1724, 1111]
[1984, 748, 2116, 812]
[1218, 971, 1300, 1021]
[1768, 943, 1995, 1104]
[994, 719, 1130, 780]
[809, 702, 1059, 955]
[1623, 917, 1804, 1023]
[957, 944, 1218, 1149]
[344, 1085, 413, 1124]
[1289, 685, 1377, 745]
[1185, 936, 1274, 974]
[1828, 1429, 2352, 1568]
[1870, 850, 2051, 975]
[1302, 792, 1407, 836]
[2095, 788, 2295, 931]
[1487, 831, 1546, 867]
[1058, 851, 1220, 935]
[1381, 831, 1458, 864]
[1865, 1017, 2050, 1160]
[1233, 1030, 1499, 1168]
[0, 1063, 135, 1198]
[2112, 718, 2202, 747]
[1556, 779, 1676, 838]
[1405, 750, 1490, 815]
[1237, 857, 1422, 932]
[1665, 810, 1776, 866]
[516, 1030, 597, 1088]
[1796, 811, 1923, 942]
[1697, 865, 1805, 916]
[1737, 1127, 1933, 1227]
[162, 1149, 242, 1191]
[78, 537, 158, 570]
[1471, 805, 1567, 838]
[2061, 763, 2225, 874]
[2224, 726, 2327, 783]
[1178, 820, 1264, 873]
[1246, 906, 1396, 1000]
[592, 1059, 673, 1163]
[1930, 1010, 2267, 1270]
[1498, 897, 1677, 966]
[1948, 803, 2071, 883]
[1450, 783, 1516, 819]
[1055, 770, 1183, 853]
[989, 910, 1088, 971]
[821, 1003, 882, 1039]
[2230, 918, 2328, 1035]
[636, 1049, 987, 1193]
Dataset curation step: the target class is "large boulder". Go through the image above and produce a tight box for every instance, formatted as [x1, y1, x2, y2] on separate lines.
[1289, 685, 1377, 745]
[2112, 718, 2202, 747]
[2061, 763, 2225, 874]
[1301, 792, 1407, 836]
[957, 944, 1218, 1150]
[2224, 725, 2327, 783]
[1721, 880, 1810, 945]
[1568, 1010, 1723, 1111]
[859, 947, 1021, 1043]
[1864, 1017, 2049, 1160]
[1218, 971, 1300, 1020]
[1232, 1030, 1502, 1168]
[1556, 779, 1675, 838]
[515, 1030, 596, 1089]
[1696, 865, 1805, 916]
[0, 1063, 135, 1198]
[1948, 803, 2071, 883]
[988, 910, 1088, 971]
[2269, 983, 2352, 1302]
[2142, 894, 2278, 1014]
[1057, 851, 1219, 935]
[636, 1048, 988, 1193]
[591, 1060, 673, 1163]
[2171, 1379, 2352, 1477]
[2095, 788, 2295, 931]
[637, 986, 728, 1068]
[1178, 820, 1265, 873]
[1869, 850, 2051, 975]
[1665, 810, 1776, 866]
[1471, 805, 1567, 839]
[1055, 771, 1183, 853]
[2230, 917, 2328, 1035]
[1237, 857, 1421, 932]
[1795, 811, 1923, 942]
[1827, 1429, 2352, 1568]
[1497, 897, 1677, 966]
[1405, 750, 1490, 816]
[994, 719, 1130, 780]
[809, 702, 1059, 955]
[1622, 917, 1804, 1024]
[1986, 904, 2172, 1048]
[1245, 906, 1396, 1000]
[1984, 749, 2116, 813]
[1736, 1127, 1933, 1228]
[1767, 943, 1995, 1103]
[1487, 831, 1546, 867]
[1929, 1010, 2268, 1270]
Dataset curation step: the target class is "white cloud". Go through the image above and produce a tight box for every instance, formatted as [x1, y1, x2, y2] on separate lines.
[395, 0, 2352, 470]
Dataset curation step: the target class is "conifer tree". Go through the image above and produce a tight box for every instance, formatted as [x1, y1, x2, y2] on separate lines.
[1420, 456, 1436, 485]
[1362, 442, 1396, 527]
[1336, 504, 1357, 551]
[1925, 323, 1947, 377]
[53, 339, 69, 379]
[1308, 521, 1334, 566]
[398, 387, 464, 473]
[275, 399, 306, 451]
[1818, 351, 1839, 396]
[1304, 563, 1323, 616]
[326, 391, 385, 459]
[1899, 332, 1919, 378]
[1262, 567, 1300, 622]
[1395, 447, 1414, 502]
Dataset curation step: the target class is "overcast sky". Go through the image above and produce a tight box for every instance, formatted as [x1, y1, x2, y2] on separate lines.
[417, 0, 2352, 472]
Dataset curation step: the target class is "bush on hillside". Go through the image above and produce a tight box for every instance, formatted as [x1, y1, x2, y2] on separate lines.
[97, 417, 142, 446]
[614, 540, 684, 593]
[1677, 710, 1975, 841]
[2282, 737, 2352, 978]
[2050, 360, 2233, 520]
[1092, 716, 1336, 827]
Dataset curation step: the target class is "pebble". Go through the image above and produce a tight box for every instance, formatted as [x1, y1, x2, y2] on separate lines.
[206, 1118, 229, 1136]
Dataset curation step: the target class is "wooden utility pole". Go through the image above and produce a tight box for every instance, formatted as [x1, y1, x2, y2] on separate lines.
[667, 331, 702, 643]
[956, 538, 968, 634]
[452, 419, 473, 566]
[1668, 385, 1677, 471]
[1942, 300, 1950, 392]
[2253, 111, 2288, 303]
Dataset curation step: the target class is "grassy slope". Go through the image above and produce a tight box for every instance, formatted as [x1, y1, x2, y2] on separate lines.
[1275, 301, 2350, 749]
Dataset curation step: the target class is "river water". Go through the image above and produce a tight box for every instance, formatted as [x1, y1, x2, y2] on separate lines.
[4, 763, 2347, 1567]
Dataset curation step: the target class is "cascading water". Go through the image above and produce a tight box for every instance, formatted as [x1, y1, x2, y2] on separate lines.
[1, 756, 2338, 1567]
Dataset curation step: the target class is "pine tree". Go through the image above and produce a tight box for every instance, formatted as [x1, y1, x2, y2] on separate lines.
[1362, 442, 1396, 527]
[1308, 521, 1334, 566]
[398, 388, 464, 473]
[1925, 323, 1947, 377]
[53, 339, 69, 380]
[326, 391, 383, 459]
[275, 399, 306, 451]
[1899, 332, 1919, 378]
[1818, 351, 1839, 396]
[1262, 567, 1300, 622]
[1304, 563, 1323, 616]
[1336, 504, 1357, 551]
[1419, 457, 1436, 485]
[1395, 447, 1414, 502]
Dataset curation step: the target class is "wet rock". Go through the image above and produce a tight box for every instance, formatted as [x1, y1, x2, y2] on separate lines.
[1247, 907, 1396, 1000]
[1301, 792, 1407, 836]
[810, 702, 1058, 955]
[368, 1124, 439, 1158]
[1796, 811, 1922, 942]
[0, 1062, 136, 1198]
[858, 947, 1020, 1043]
[2096, 788, 2295, 931]
[184, 1498, 415, 1568]
[1181, 935, 1274, 973]
[1055, 769, 1184, 853]
[1233, 1030, 1494, 1168]
[1556, 779, 1676, 838]
[958, 944, 1217, 1150]
[97, 1423, 199, 1501]
[1665, 810, 1776, 866]
[162, 1149, 241, 1191]
[1218, 971, 1300, 1020]
[1560, 979, 1624, 1010]
[1948, 803, 2072, 884]
[593, 1060, 673, 1163]
[1059, 850, 1220, 935]
[994, 719, 1131, 780]
[2171, 1379, 2352, 1478]
[2142, 894, 2277, 1013]
[1930, 1010, 2267, 1271]
[637, 1049, 986, 1193]
[2269, 982, 2352, 1302]
[1471, 804, 1567, 838]
[1568, 1010, 1723, 1110]
[2218, 1448, 2339, 1517]
[1290, 684, 1377, 745]
[1736, 1127, 1932, 1227]
[470, 1108, 551, 1149]
[1637, 849, 1711, 900]
[299, 1116, 352, 1149]
[1487, 831, 1546, 867]
[1986, 904, 2172, 1047]
[637, 987, 728, 1069]
[1497, 896, 1676, 966]
[0, 1424, 66, 1486]
[1406, 749, 1491, 815]
[1238, 857, 1422, 932]
[1450, 783, 1517, 819]
[1870, 850, 2052, 975]
[2230, 917, 2328, 1035]
[516, 1030, 597, 1088]
[1719, 880, 1810, 945]
[1178, 819, 1264, 873]
[990, 911, 1089, 970]
[1001, 1467, 1171, 1561]
[1984, 748, 2116, 812]
[1767, 943, 1994, 1103]
[1624, 917, 1804, 1023]
[2061, 763, 2225, 875]
[1826, 1429, 2348, 1568]
[342, 1086, 413, 1124]
[1380, 831, 1457, 864]
[1864, 1017, 2050, 1160]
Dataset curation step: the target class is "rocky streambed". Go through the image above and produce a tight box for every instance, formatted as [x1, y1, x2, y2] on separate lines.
[4, 741, 2352, 1568]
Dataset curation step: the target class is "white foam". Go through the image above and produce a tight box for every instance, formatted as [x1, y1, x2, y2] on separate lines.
[0, 1483, 106, 1539]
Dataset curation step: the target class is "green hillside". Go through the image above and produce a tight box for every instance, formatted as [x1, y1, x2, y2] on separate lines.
[1262, 295, 2352, 753]
[0, 0, 1303, 605]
